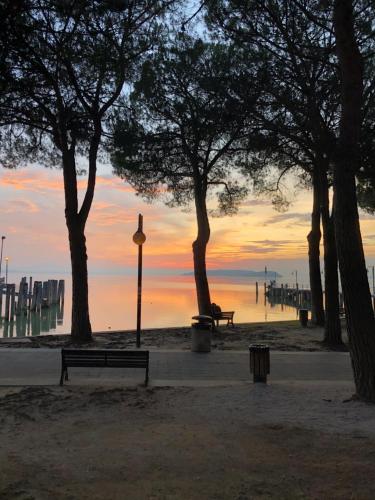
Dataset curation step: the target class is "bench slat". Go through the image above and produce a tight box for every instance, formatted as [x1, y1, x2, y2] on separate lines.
[62, 349, 148, 356]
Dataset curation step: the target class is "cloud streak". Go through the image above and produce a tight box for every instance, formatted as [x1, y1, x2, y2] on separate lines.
[263, 212, 311, 226]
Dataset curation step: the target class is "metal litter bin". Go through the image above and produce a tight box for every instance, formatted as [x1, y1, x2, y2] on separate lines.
[299, 309, 308, 327]
[191, 315, 212, 352]
[249, 344, 270, 383]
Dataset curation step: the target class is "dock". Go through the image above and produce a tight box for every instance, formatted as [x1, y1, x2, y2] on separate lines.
[263, 282, 345, 311]
[266, 284, 312, 309]
[0, 278, 65, 336]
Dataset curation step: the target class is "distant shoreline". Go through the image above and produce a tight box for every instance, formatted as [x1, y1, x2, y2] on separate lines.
[182, 269, 282, 278]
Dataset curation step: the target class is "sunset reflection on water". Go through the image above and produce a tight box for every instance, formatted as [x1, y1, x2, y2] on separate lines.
[0, 274, 299, 337]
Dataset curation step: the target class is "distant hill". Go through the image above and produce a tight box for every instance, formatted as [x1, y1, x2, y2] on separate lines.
[182, 269, 282, 278]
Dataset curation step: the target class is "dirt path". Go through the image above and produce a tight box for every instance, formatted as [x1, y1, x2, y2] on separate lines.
[0, 382, 374, 500]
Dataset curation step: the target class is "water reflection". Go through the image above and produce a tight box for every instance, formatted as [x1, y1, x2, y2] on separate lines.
[0, 302, 65, 337]
[0, 274, 304, 337]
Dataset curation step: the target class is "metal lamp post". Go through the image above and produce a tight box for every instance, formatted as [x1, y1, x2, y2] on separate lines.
[5, 257, 9, 285]
[0, 236, 5, 280]
[133, 214, 146, 348]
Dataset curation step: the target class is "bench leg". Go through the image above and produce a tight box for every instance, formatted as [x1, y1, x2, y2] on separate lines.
[59, 365, 65, 386]
[145, 365, 149, 386]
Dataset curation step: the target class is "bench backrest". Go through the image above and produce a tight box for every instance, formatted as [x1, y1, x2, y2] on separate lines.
[62, 349, 149, 368]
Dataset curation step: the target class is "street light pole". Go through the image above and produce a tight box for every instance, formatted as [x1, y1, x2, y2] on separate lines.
[133, 214, 146, 348]
[5, 257, 9, 285]
[0, 236, 5, 279]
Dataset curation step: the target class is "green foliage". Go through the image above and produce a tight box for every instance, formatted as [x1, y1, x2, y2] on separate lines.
[112, 32, 263, 215]
[0, 0, 170, 167]
[357, 180, 375, 215]
[207, 0, 375, 212]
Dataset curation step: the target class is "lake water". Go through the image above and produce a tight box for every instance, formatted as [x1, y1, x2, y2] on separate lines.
[0, 273, 303, 338]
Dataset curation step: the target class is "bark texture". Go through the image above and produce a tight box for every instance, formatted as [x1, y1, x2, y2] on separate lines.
[307, 171, 325, 326]
[62, 133, 99, 341]
[67, 220, 92, 340]
[192, 183, 212, 316]
[333, 0, 375, 400]
[320, 172, 342, 346]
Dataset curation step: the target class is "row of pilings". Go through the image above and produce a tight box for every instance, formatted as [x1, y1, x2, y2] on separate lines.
[0, 278, 65, 322]
[260, 282, 345, 311]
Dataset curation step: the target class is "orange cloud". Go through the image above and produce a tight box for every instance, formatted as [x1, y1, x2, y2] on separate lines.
[0, 170, 63, 192]
[95, 176, 135, 193]
[1, 199, 40, 214]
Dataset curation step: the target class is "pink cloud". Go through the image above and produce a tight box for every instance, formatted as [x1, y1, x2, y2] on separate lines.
[1, 199, 40, 214]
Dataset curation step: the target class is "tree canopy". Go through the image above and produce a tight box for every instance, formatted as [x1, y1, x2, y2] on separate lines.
[112, 32, 265, 314]
[112, 34, 265, 213]
[0, 0, 174, 339]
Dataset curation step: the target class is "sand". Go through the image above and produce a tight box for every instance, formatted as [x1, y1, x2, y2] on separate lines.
[0, 320, 349, 352]
[2, 320, 375, 500]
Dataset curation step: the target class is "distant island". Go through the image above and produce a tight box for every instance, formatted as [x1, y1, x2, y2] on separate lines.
[182, 269, 282, 277]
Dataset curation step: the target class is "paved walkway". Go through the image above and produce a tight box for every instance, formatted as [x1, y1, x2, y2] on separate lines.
[0, 349, 353, 387]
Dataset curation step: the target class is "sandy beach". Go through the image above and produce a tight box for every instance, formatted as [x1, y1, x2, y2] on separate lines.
[0, 320, 349, 352]
[2, 321, 375, 500]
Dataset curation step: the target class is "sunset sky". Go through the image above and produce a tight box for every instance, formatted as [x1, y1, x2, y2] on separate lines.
[1, 162, 375, 281]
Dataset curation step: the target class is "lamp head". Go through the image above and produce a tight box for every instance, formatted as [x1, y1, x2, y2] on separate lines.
[133, 230, 146, 246]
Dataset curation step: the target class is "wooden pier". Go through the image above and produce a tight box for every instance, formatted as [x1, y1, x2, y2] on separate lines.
[266, 284, 312, 309]
[0, 277, 65, 322]
[262, 282, 345, 311]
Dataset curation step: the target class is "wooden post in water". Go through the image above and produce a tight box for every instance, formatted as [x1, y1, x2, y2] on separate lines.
[28, 277, 33, 310]
[31, 281, 38, 311]
[4, 285, 11, 320]
[7, 284, 13, 320]
[50, 280, 58, 304]
[42, 281, 49, 308]
[16, 279, 23, 315]
[22, 279, 28, 314]
[16, 277, 28, 315]
[57, 280, 65, 304]
[0, 283, 4, 316]
[57, 298, 64, 325]
[10, 285, 15, 320]
[48, 280, 53, 306]
[36, 282, 43, 311]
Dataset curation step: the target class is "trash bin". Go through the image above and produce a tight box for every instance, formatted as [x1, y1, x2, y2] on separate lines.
[299, 309, 308, 327]
[249, 344, 270, 383]
[191, 315, 212, 352]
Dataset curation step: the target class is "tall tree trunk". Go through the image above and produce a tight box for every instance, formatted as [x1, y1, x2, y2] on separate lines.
[62, 144, 93, 342]
[307, 170, 325, 325]
[320, 169, 342, 346]
[67, 218, 92, 340]
[333, 0, 375, 401]
[192, 183, 211, 315]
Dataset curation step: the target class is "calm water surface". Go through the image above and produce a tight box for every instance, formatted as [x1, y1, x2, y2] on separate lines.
[0, 274, 301, 337]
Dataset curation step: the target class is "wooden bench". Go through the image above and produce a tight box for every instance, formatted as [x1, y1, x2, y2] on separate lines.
[60, 349, 149, 386]
[211, 303, 235, 327]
